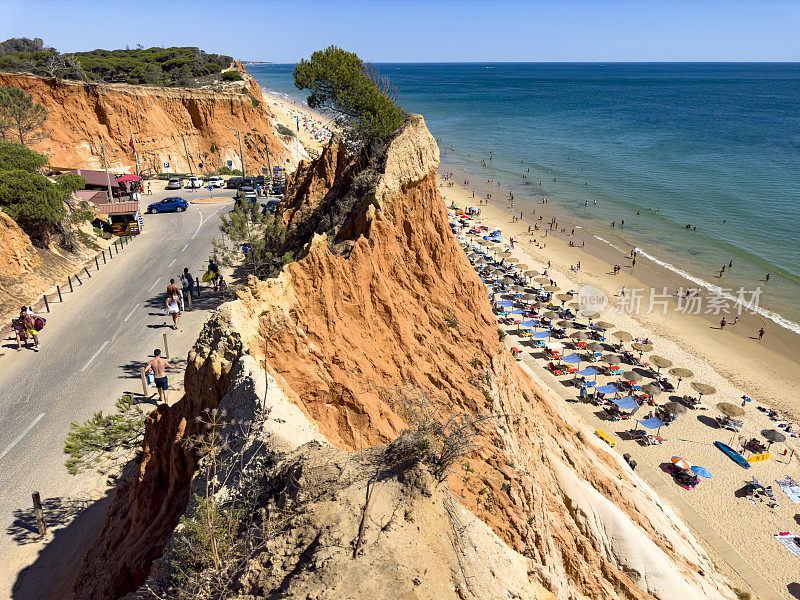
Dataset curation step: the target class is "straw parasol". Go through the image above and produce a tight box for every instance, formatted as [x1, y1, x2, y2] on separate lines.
[631, 342, 653, 353]
[534, 277, 550, 284]
[500, 251, 512, 257]
[613, 331, 633, 342]
[641, 383, 662, 397]
[571, 331, 588, 340]
[670, 367, 694, 378]
[544, 285, 560, 293]
[717, 402, 744, 417]
[691, 382, 716, 398]
[762, 430, 786, 444]
[556, 320, 572, 328]
[623, 370, 643, 382]
[522, 293, 538, 301]
[586, 342, 604, 353]
[663, 401, 687, 414]
[557, 293, 573, 302]
[603, 354, 622, 365]
[650, 355, 673, 370]
[505, 257, 519, 264]
[516, 263, 529, 271]
[525, 269, 540, 277]
[594, 321, 615, 329]
[543, 310, 558, 319]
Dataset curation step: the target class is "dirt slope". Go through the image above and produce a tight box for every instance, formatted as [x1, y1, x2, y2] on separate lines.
[74, 116, 737, 600]
[0, 72, 293, 174]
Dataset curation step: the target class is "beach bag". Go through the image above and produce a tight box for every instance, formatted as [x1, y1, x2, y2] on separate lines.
[33, 316, 46, 331]
[146, 371, 155, 387]
[202, 270, 216, 282]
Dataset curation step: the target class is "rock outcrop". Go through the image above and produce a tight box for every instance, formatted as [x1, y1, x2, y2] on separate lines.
[0, 72, 293, 174]
[74, 116, 737, 600]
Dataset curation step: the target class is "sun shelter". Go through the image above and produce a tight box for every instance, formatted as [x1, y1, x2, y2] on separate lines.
[562, 353, 582, 365]
[532, 330, 550, 339]
[612, 396, 639, 411]
[595, 384, 618, 395]
[636, 416, 666, 435]
[495, 300, 513, 309]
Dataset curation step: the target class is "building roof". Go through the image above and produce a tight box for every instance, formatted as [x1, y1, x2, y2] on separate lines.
[74, 190, 108, 203]
[96, 201, 139, 215]
[70, 169, 120, 188]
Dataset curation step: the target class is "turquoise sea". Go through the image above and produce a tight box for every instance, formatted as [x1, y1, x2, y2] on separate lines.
[248, 63, 800, 333]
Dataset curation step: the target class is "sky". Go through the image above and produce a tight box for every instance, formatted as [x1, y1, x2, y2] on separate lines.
[2, 0, 799, 63]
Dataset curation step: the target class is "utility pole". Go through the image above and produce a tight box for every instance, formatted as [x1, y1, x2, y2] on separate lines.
[264, 134, 272, 181]
[130, 130, 141, 176]
[181, 134, 193, 176]
[237, 131, 246, 178]
[101, 143, 114, 203]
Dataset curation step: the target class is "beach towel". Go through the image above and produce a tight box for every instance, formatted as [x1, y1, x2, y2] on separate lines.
[774, 533, 800, 556]
[776, 476, 800, 503]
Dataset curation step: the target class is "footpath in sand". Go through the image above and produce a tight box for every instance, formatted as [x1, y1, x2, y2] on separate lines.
[441, 176, 800, 600]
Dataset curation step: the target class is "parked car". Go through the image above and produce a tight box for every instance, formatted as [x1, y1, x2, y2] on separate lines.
[185, 176, 204, 189]
[148, 197, 189, 213]
[236, 186, 257, 204]
[243, 176, 265, 187]
[226, 177, 244, 189]
[270, 183, 285, 195]
[208, 175, 225, 188]
[262, 199, 281, 213]
[165, 178, 182, 190]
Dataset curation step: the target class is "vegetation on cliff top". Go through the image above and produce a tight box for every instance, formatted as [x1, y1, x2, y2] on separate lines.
[294, 46, 406, 145]
[0, 83, 48, 145]
[0, 37, 233, 87]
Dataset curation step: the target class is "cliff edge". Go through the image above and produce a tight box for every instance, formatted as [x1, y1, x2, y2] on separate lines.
[74, 116, 737, 600]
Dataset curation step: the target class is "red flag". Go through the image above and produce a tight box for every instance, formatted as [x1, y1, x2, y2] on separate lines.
[129, 131, 136, 154]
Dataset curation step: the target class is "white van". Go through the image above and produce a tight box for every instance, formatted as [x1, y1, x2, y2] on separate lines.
[208, 175, 225, 188]
[185, 176, 204, 189]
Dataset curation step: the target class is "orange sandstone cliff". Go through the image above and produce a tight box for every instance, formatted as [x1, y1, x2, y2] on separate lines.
[0, 71, 293, 174]
[73, 116, 737, 600]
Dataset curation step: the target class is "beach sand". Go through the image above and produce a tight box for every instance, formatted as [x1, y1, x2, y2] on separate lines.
[261, 90, 335, 159]
[440, 175, 800, 598]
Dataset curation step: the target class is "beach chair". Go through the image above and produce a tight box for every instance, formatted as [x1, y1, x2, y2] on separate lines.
[565, 366, 579, 374]
[595, 429, 615, 447]
[547, 362, 564, 375]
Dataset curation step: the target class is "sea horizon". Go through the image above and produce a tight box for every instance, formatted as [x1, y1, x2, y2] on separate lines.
[249, 62, 800, 334]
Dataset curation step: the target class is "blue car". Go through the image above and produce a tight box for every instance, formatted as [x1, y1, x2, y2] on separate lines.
[148, 197, 188, 214]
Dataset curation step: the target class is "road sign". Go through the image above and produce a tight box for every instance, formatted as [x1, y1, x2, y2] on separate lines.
[227, 160, 233, 167]
[207, 185, 214, 191]
[163, 162, 169, 168]
[262, 167, 269, 174]
[198, 162, 203, 169]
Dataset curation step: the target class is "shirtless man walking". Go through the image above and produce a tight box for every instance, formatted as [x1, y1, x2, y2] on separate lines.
[144, 349, 175, 404]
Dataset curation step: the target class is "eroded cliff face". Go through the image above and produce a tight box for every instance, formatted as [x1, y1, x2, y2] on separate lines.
[75, 116, 736, 600]
[0, 72, 292, 173]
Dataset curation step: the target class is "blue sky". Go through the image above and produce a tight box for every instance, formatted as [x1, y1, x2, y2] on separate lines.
[2, 0, 798, 62]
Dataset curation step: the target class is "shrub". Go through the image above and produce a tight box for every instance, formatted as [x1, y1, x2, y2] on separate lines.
[0, 169, 67, 243]
[221, 70, 242, 81]
[0, 140, 47, 172]
[443, 312, 459, 329]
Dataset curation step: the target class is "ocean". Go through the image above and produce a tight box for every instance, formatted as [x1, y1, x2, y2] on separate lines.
[248, 63, 800, 333]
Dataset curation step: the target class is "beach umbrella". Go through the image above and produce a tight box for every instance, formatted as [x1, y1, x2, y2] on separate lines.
[505, 257, 519, 264]
[555, 320, 571, 329]
[534, 277, 550, 284]
[716, 402, 744, 417]
[603, 354, 622, 365]
[663, 401, 687, 415]
[544, 285, 560, 292]
[562, 352, 582, 365]
[525, 269, 540, 277]
[570, 331, 588, 340]
[631, 342, 653, 353]
[557, 293, 572, 302]
[669, 367, 693, 378]
[690, 465, 712, 479]
[522, 293, 538, 302]
[516, 263, 529, 271]
[622, 370, 643, 382]
[640, 383, 662, 397]
[762, 429, 786, 444]
[649, 355, 672, 370]
[543, 310, 558, 320]
[671, 457, 692, 471]
[512, 285, 526, 294]
[613, 331, 633, 342]
[594, 321, 614, 330]
[586, 342, 603, 354]
[691, 382, 716, 399]
[500, 251, 512, 257]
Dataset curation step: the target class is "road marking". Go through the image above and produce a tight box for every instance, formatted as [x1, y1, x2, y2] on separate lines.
[81, 340, 109, 372]
[181, 243, 189, 252]
[123, 303, 140, 323]
[168, 258, 176, 268]
[147, 277, 162, 293]
[0, 413, 45, 462]
[192, 209, 220, 240]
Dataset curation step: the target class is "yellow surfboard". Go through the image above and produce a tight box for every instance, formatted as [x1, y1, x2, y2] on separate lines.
[747, 452, 770, 463]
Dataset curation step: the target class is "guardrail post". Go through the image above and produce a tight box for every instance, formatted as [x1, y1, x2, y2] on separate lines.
[95, 256, 100, 271]
[68, 277, 73, 293]
[102, 250, 106, 264]
[187, 291, 193, 311]
[43, 295, 50, 312]
[162, 333, 170, 359]
[140, 367, 149, 398]
[57, 285, 63, 302]
[195, 276, 201, 297]
[74, 274, 82, 285]
[84, 266, 92, 278]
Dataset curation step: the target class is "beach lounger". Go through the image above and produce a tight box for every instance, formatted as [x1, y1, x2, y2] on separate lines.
[547, 362, 564, 375]
[595, 429, 615, 447]
[776, 477, 800, 503]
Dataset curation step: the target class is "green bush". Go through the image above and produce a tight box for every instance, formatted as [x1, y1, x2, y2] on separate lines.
[0, 169, 67, 243]
[221, 70, 242, 81]
[0, 140, 47, 172]
[218, 166, 231, 175]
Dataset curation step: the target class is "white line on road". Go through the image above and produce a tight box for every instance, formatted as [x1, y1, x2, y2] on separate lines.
[123, 303, 141, 323]
[192, 209, 220, 240]
[168, 258, 176, 268]
[147, 277, 162, 293]
[0, 413, 45, 462]
[81, 340, 109, 372]
[181, 243, 189, 252]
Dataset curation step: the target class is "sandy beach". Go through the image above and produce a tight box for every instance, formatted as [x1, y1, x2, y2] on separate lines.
[261, 90, 335, 159]
[440, 175, 800, 598]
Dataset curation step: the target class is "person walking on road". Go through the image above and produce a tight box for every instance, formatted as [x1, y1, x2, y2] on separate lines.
[20, 307, 40, 351]
[166, 289, 183, 330]
[207, 258, 220, 292]
[180, 267, 195, 299]
[12, 307, 28, 350]
[145, 349, 175, 404]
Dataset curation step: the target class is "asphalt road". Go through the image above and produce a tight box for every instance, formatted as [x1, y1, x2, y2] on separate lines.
[0, 186, 236, 599]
